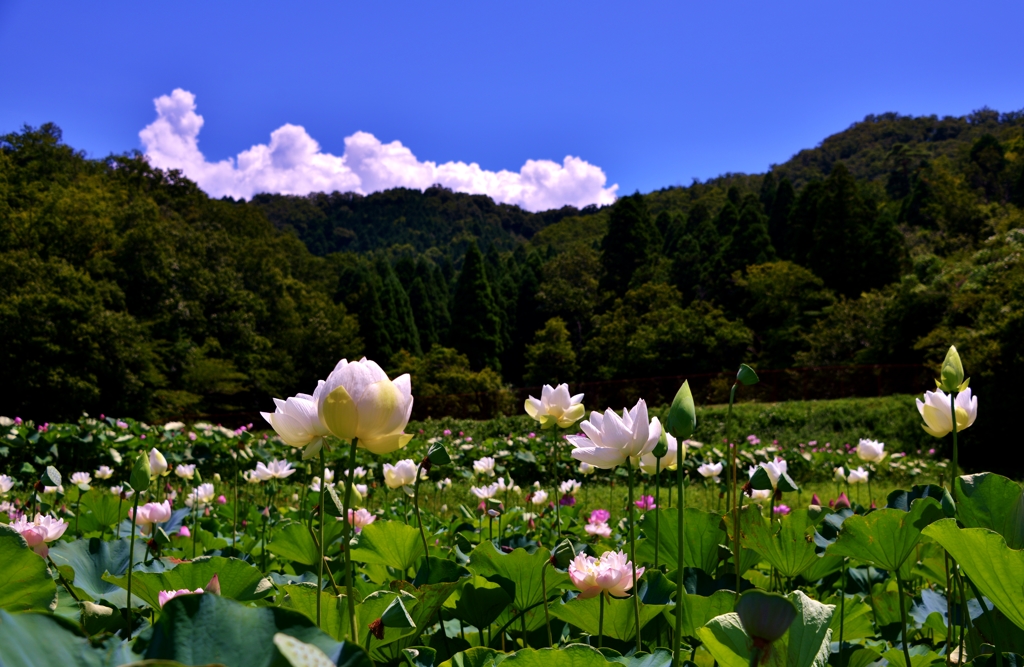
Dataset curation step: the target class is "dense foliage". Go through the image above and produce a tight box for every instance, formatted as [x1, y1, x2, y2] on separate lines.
[4, 109, 1024, 473]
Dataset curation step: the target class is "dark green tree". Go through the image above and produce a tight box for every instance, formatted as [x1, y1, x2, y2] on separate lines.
[449, 241, 503, 372]
[599, 193, 659, 296]
[767, 177, 795, 257]
[524, 317, 578, 385]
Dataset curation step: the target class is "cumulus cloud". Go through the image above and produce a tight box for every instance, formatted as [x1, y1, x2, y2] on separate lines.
[139, 89, 617, 212]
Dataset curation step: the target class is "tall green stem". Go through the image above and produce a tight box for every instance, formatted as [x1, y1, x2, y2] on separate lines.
[950, 391, 959, 503]
[598, 592, 605, 649]
[654, 459, 661, 569]
[896, 573, 913, 667]
[413, 461, 431, 570]
[232, 454, 239, 551]
[124, 492, 141, 637]
[342, 438, 360, 643]
[726, 383, 740, 597]
[626, 459, 641, 653]
[839, 558, 847, 667]
[542, 561, 553, 647]
[673, 439, 686, 667]
[317, 445, 326, 628]
[191, 484, 199, 559]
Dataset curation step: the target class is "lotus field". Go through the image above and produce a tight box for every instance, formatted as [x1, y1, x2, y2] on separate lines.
[2, 348, 1020, 667]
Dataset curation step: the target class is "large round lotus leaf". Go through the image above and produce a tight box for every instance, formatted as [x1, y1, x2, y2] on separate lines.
[102, 555, 273, 609]
[349, 520, 426, 572]
[635, 508, 724, 574]
[145, 592, 367, 667]
[0, 609, 102, 667]
[826, 498, 943, 572]
[48, 537, 151, 608]
[0, 525, 57, 612]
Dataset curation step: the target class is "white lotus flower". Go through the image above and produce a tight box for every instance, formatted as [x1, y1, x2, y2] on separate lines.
[317, 358, 414, 455]
[0, 474, 13, 495]
[94, 466, 114, 480]
[253, 459, 296, 481]
[747, 489, 772, 503]
[524, 384, 585, 429]
[186, 483, 216, 508]
[578, 462, 596, 475]
[163, 421, 186, 431]
[697, 462, 723, 481]
[559, 479, 581, 495]
[917, 388, 978, 438]
[639, 433, 681, 474]
[848, 467, 869, 484]
[833, 466, 846, 482]
[471, 483, 499, 500]
[531, 489, 549, 505]
[261, 387, 330, 457]
[383, 459, 418, 492]
[856, 439, 886, 463]
[175, 464, 196, 480]
[473, 457, 496, 477]
[149, 448, 169, 477]
[70, 472, 92, 491]
[567, 399, 662, 470]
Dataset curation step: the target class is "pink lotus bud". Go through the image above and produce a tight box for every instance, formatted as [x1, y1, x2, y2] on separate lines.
[217, 495, 227, 504]
[178, 525, 191, 537]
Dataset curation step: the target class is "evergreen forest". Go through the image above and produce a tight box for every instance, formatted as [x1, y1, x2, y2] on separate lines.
[3, 108, 1024, 469]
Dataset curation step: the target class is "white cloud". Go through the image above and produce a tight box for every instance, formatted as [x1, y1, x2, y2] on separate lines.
[139, 89, 618, 212]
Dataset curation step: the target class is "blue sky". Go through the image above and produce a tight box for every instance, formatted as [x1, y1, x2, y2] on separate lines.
[2, 1, 1022, 209]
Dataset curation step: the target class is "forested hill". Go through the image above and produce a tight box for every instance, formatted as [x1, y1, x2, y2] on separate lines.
[3, 108, 1024, 471]
[250, 187, 596, 256]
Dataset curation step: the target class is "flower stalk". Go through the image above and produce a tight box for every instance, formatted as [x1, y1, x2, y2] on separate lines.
[625, 458, 641, 653]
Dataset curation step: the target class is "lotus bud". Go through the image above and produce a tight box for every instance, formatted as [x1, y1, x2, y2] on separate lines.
[130, 452, 151, 492]
[938, 345, 966, 393]
[665, 380, 696, 440]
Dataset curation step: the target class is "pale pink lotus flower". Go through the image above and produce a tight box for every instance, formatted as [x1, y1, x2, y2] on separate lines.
[261, 385, 330, 457]
[70, 472, 92, 491]
[11, 513, 68, 556]
[174, 464, 196, 480]
[569, 550, 644, 599]
[158, 588, 204, 607]
[567, 399, 662, 470]
[129, 500, 173, 533]
[253, 459, 296, 481]
[585, 521, 612, 538]
[348, 508, 375, 533]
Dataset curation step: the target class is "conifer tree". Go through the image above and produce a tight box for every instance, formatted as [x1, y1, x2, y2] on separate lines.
[727, 196, 776, 268]
[450, 241, 503, 372]
[524, 317, 577, 385]
[768, 177, 795, 257]
[599, 193, 659, 297]
[375, 258, 421, 357]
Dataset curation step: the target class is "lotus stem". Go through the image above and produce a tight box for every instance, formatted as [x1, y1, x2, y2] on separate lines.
[727, 382, 741, 598]
[542, 560, 553, 647]
[626, 458, 641, 653]
[116, 494, 123, 539]
[413, 460, 431, 573]
[896, 573, 913, 667]
[191, 484, 199, 559]
[654, 458, 661, 569]
[342, 437, 360, 643]
[673, 437, 686, 667]
[232, 454, 239, 551]
[124, 491, 141, 637]
[598, 592, 605, 649]
[317, 445, 326, 628]
[950, 391, 959, 503]
[839, 558, 847, 667]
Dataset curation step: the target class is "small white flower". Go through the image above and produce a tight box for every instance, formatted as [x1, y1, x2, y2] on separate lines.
[697, 462, 723, 482]
[70, 472, 92, 491]
[856, 439, 886, 463]
[848, 467, 870, 485]
[175, 464, 196, 480]
[473, 457, 496, 477]
[94, 466, 114, 480]
[559, 479, 581, 496]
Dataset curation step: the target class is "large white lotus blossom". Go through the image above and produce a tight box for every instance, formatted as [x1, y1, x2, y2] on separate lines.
[752, 458, 788, 490]
[917, 388, 978, 438]
[856, 439, 886, 463]
[567, 399, 662, 470]
[848, 467, 869, 485]
[471, 483, 499, 500]
[12, 513, 69, 556]
[318, 358, 413, 455]
[524, 384, 585, 429]
[568, 550, 645, 599]
[261, 386, 330, 458]
[129, 500, 173, 533]
[150, 448, 169, 477]
[473, 457, 496, 477]
[559, 479, 581, 495]
[186, 483, 216, 508]
[531, 489, 549, 505]
[94, 466, 114, 480]
[70, 472, 92, 491]
[697, 461, 723, 482]
[253, 460, 296, 481]
[639, 433, 682, 475]
[0, 474, 13, 494]
[383, 459, 418, 492]
[175, 464, 196, 480]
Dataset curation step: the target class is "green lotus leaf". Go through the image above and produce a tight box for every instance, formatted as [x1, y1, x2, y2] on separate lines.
[635, 508, 724, 573]
[350, 520, 426, 572]
[955, 473, 1024, 549]
[740, 509, 821, 579]
[0, 609, 103, 667]
[48, 536, 152, 607]
[826, 498, 943, 572]
[103, 556, 273, 609]
[0, 525, 57, 612]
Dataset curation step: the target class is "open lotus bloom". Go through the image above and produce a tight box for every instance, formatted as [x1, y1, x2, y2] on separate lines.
[473, 457, 496, 477]
[856, 438, 886, 462]
[348, 507, 375, 532]
[524, 384, 585, 429]
[158, 588, 204, 607]
[254, 459, 296, 481]
[639, 433, 681, 474]
[174, 464, 196, 479]
[848, 467, 869, 484]
[94, 465, 114, 480]
[530, 489, 549, 505]
[70, 472, 92, 491]
[0, 474, 14, 494]
[129, 500, 173, 532]
[568, 399, 661, 470]
[471, 483, 499, 500]
[585, 521, 612, 538]
[185, 482, 216, 507]
[12, 513, 68, 556]
[697, 462, 723, 481]
[917, 388, 978, 438]
[261, 386, 330, 458]
[569, 550, 644, 599]
[317, 358, 414, 455]
[383, 459, 418, 491]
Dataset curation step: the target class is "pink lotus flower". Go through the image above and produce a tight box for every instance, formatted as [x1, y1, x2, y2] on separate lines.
[589, 509, 610, 524]
[773, 505, 791, 515]
[129, 500, 173, 533]
[634, 495, 656, 511]
[217, 495, 227, 504]
[584, 521, 612, 538]
[569, 550, 644, 599]
[11, 513, 68, 556]
[178, 525, 191, 537]
[158, 588, 204, 607]
[348, 508, 375, 533]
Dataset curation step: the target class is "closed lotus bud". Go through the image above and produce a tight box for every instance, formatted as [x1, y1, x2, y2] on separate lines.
[130, 452, 151, 492]
[834, 493, 851, 510]
[938, 345, 966, 393]
[665, 380, 696, 440]
[735, 590, 797, 648]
